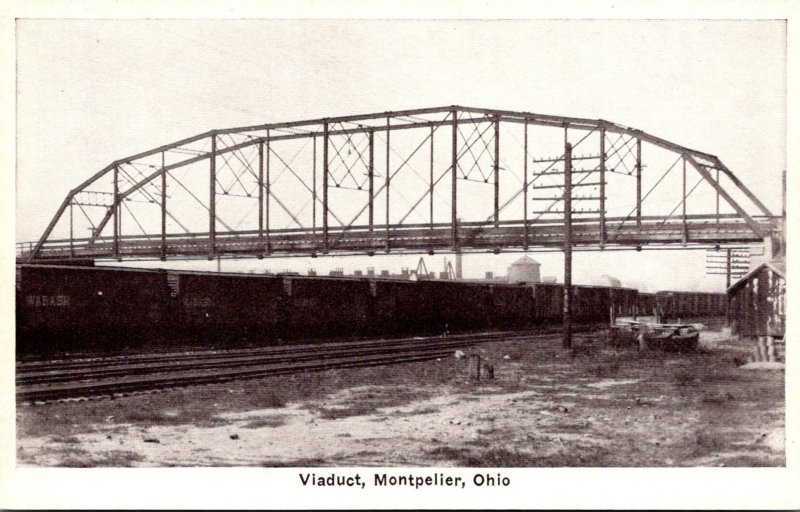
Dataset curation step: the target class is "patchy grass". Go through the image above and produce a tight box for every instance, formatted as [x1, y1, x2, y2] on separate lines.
[316, 403, 382, 420]
[461, 448, 557, 467]
[590, 360, 621, 378]
[692, 429, 729, 457]
[700, 391, 737, 406]
[261, 457, 329, 467]
[53, 449, 145, 467]
[49, 435, 81, 444]
[425, 445, 575, 467]
[393, 406, 441, 417]
[426, 446, 473, 461]
[543, 422, 589, 434]
[312, 386, 433, 419]
[17, 384, 291, 438]
[242, 416, 287, 429]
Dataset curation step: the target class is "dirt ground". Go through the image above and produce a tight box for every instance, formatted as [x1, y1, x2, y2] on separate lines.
[16, 329, 785, 467]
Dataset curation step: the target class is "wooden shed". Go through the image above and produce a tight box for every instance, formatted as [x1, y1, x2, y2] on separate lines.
[727, 260, 786, 362]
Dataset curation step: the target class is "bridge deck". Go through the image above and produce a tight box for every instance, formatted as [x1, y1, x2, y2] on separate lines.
[19, 215, 774, 261]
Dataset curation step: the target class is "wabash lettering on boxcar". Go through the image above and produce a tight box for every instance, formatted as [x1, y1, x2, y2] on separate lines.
[182, 297, 213, 308]
[26, 295, 70, 307]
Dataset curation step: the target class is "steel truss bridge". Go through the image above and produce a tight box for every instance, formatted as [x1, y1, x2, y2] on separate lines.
[20, 106, 778, 262]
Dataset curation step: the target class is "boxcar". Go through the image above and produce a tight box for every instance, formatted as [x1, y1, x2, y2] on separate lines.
[284, 276, 372, 341]
[16, 264, 168, 354]
[173, 270, 284, 344]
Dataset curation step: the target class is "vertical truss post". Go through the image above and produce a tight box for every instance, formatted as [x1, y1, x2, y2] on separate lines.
[118, 194, 122, 250]
[493, 116, 500, 229]
[368, 129, 375, 251]
[258, 139, 264, 245]
[209, 133, 216, 259]
[523, 118, 529, 250]
[113, 166, 119, 258]
[682, 156, 688, 245]
[266, 131, 271, 253]
[599, 126, 606, 247]
[636, 137, 642, 229]
[429, 125, 435, 250]
[161, 151, 167, 261]
[69, 201, 74, 257]
[323, 122, 329, 253]
[451, 109, 458, 249]
[385, 117, 391, 253]
[312, 135, 317, 251]
[563, 142, 573, 350]
[715, 169, 720, 229]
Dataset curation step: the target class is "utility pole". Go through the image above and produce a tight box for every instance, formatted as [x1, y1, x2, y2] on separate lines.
[726, 248, 732, 289]
[563, 142, 573, 350]
[209, 133, 216, 259]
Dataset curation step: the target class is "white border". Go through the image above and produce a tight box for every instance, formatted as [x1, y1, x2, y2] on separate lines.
[1, 1, 798, 509]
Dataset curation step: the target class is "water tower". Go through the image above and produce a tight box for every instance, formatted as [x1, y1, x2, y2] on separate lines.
[507, 255, 541, 284]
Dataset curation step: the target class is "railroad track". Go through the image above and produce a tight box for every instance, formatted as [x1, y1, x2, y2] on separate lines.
[16, 332, 522, 386]
[16, 329, 601, 403]
[16, 330, 519, 371]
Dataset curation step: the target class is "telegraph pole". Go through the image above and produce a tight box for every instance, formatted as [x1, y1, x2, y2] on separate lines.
[726, 248, 732, 289]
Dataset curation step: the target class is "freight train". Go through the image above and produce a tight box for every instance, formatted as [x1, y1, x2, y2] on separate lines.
[15, 264, 726, 357]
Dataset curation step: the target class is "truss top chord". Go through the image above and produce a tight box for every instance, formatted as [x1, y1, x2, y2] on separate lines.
[24, 105, 775, 262]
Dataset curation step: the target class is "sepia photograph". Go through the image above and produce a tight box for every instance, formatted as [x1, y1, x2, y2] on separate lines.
[2, 3, 798, 509]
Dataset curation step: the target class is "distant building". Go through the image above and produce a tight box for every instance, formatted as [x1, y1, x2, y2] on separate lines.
[507, 255, 541, 284]
[727, 260, 785, 363]
[542, 276, 557, 284]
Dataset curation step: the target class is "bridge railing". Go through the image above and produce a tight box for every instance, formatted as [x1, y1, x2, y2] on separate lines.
[17, 213, 776, 262]
[17, 241, 36, 258]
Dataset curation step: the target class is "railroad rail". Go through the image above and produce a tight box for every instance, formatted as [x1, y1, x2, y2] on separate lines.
[16, 330, 592, 403]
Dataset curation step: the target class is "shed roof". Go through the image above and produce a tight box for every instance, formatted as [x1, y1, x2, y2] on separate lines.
[726, 259, 786, 294]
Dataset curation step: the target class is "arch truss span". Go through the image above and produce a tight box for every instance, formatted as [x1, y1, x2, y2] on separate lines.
[22, 105, 777, 262]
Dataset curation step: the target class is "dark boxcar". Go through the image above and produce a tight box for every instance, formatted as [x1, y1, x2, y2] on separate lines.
[372, 279, 439, 336]
[424, 280, 494, 333]
[636, 292, 657, 316]
[573, 285, 626, 324]
[284, 276, 371, 341]
[607, 286, 639, 319]
[17, 264, 168, 355]
[532, 283, 563, 323]
[655, 291, 727, 320]
[573, 286, 611, 323]
[490, 284, 535, 329]
[173, 271, 284, 345]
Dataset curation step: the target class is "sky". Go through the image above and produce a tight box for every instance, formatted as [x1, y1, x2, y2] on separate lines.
[14, 19, 786, 292]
